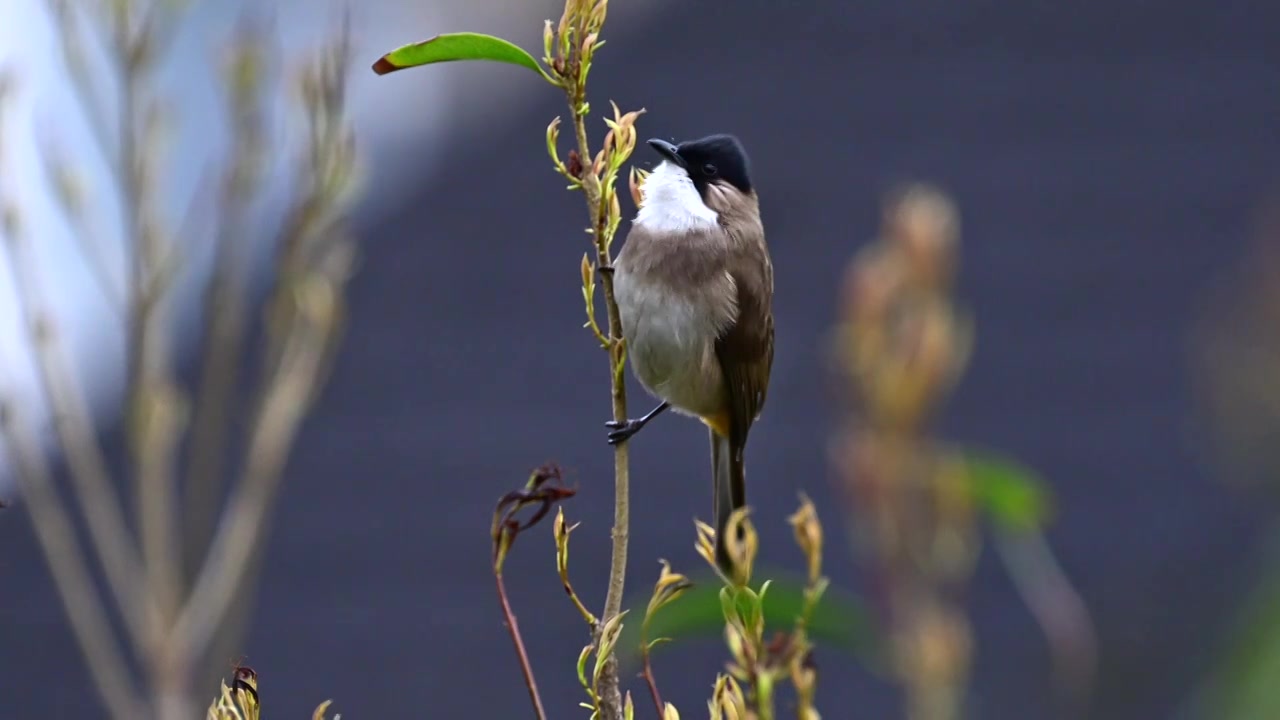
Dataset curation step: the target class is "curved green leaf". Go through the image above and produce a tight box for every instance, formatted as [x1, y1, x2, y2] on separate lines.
[617, 568, 883, 670]
[962, 450, 1054, 532]
[372, 32, 553, 83]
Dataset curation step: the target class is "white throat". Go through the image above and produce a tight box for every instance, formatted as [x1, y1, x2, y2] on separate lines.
[634, 161, 719, 233]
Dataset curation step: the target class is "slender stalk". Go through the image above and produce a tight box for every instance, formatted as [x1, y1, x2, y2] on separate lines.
[565, 91, 630, 718]
[1, 211, 156, 652]
[170, 299, 333, 656]
[495, 570, 549, 720]
[112, 5, 184, 631]
[182, 29, 264, 587]
[0, 404, 143, 720]
[640, 646, 664, 717]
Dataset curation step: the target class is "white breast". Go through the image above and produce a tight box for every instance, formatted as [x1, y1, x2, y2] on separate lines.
[634, 161, 719, 234]
[614, 268, 727, 419]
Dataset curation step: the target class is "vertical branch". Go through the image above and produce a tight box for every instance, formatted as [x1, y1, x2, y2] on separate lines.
[170, 280, 336, 655]
[832, 185, 975, 720]
[0, 141, 156, 658]
[569, 80, 632, 720]
[109, 0, 187, 634]
[568, 105, 631, 627]
[7, 5, 358, 718]
[0, 403, 142, 720]
[0, 73, 141, 720]
[182, 19, 268, 592]
[189, 19, 357, 700]
[170, 25, 358, 664]
[543, 5, 641, 715]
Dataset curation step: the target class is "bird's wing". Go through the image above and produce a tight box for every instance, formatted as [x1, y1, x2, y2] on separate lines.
[713, 240, 774, 441]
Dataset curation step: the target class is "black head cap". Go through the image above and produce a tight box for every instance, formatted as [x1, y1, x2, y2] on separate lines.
[646, 133, 753, 195]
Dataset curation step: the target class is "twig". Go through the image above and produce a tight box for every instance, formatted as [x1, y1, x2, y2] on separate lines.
[994, 528, 1096, 708]
[0, 402, 142, 720]
[33, 144, 125, 311]
[108, 0, 186, 634]
[42, 0, 121, 186]
[0, 174, 157, 654]
[496, 569, 549, 720]
[564, 70, 631, 720]
[182, 22, 268, 586]
[491, 466, 575, 719]
[196, 25, 357, 686]
[5, 7, 358, 718]
[170, 288, 336, 656]
[640, 645, 664, 717]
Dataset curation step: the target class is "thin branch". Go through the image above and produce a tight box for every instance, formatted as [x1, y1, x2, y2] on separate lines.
[34, 143, 126, 311]
[0, 401, 142, 720]
[640, 644, 664, 717]
[107, 2, 186, 633]
[136, 377, 185, 624]
[42, 0, 122, 185]
[182, 26, 268, 578]
[0, 187, 157, 654]
[994, 529, 1097, 709]
[496, 569, 549, 720]
[565, 78, 631, 720]
[170, 285, 337, 656]
[193, 24, 356, 684]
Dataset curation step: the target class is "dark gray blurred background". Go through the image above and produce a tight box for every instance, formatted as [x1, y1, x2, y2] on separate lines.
[4, 1, 1280, 718]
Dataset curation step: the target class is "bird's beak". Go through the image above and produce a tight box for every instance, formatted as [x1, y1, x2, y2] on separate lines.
[647, 138, 685, 169]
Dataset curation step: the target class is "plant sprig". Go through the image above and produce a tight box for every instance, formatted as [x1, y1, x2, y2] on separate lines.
[372, 1, 642, 717]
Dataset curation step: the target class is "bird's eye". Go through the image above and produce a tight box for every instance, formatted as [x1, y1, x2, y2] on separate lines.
[702, 163, 718, 176]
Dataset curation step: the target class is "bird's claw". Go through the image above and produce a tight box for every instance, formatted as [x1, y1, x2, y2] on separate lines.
[605, 418, 644, 445]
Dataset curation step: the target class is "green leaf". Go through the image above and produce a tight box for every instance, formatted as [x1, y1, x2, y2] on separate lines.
[962, 450, 1054, 532]
[618, 568, 882, 669]
[371, 33, 553, 83]
[1194, 530, 1280, 720]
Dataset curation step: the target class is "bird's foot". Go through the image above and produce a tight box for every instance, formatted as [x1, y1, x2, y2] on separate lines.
[605, 417, 647, 445]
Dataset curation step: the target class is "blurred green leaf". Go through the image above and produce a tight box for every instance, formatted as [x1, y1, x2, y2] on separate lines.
[1194, 530, 1280, 720]
[618, 568, 880, 668]
[962, 450, 1054, 532]
[371, 33, 553, 83]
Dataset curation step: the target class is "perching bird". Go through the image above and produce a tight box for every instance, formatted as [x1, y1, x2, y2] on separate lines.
[608, 133, 774, 574]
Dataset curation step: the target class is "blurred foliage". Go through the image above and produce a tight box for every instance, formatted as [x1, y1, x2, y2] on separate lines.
[621, 566, 881, 665]
[1187, 196, 1280, 720]
[1193, 528, 1280, 720]
[960, 451, 1053, 533]
[1189, 197, 1280, 496]
[617, 448, 1051, 670]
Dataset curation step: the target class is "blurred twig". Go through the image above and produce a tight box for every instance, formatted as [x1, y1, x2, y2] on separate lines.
[831, 184, 1095, 719]
[181, 21, 269, 587]
[0, 5, 359, 718]
[994, 529, 1096, 705]
[0, 402, 143, 720]
[831, 184, 976, 720]
[0, 71, 158, 653]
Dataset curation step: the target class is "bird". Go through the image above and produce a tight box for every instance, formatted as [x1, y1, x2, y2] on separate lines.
[608, 133, 774, 574]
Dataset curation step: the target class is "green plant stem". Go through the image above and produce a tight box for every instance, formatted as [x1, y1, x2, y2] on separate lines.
[755, 675, 775, 720]
[495, 570, 549, 720]
[567, 92, 629, 719]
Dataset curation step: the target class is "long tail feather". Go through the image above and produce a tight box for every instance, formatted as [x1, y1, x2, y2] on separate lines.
[710, 428, 747, 575]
